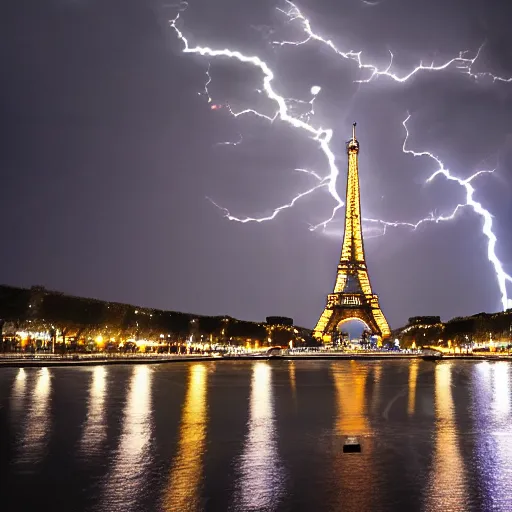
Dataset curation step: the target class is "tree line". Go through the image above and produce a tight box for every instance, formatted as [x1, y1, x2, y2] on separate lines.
[0, 285, 278, 351]
[398, 310, 512, 348]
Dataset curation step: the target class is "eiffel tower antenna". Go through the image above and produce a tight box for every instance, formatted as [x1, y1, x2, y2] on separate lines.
[313, 123, 390, 345]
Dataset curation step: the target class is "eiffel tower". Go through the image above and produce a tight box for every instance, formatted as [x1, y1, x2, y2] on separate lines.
[313, 123, 390, 343]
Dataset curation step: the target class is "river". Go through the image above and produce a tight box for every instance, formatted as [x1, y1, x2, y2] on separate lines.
[0, 360, 511, 511]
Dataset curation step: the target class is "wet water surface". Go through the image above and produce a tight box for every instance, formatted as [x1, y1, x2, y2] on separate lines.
[1, 360, 512, 511]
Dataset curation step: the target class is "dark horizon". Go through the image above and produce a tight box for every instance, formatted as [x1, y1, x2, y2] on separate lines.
[3, 281, 509, 334]
[2, 0, 512, 329]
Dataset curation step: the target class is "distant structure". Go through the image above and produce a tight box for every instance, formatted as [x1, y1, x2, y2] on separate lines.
[313, 123, 390, 343]
[266, 316, 294, 326]
[408, 316, 441, 326]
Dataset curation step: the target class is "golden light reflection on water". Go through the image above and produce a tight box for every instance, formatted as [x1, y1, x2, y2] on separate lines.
[288, 361, 297, 407]
[407, 360, 419, 416]
[164, 364, 208, 512]
[17, 368, 51, 466]
[331, 363, 376, 510]
[102, 365, 152, 510]
[426, 363, 467, 511]
[234, 362, 283, 512]
[80, 366, 107, 455]
[333, 363, 371, 435]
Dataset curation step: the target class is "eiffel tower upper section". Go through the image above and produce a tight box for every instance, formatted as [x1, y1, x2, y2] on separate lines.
[313, 124, 390, 341]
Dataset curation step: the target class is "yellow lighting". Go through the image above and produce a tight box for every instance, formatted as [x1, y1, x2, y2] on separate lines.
[314, 125, 390, 340]
[407, 361, 419, 416]
[164, 364, 208, 510]
[330, 360, 377, 508]
[332, 363, 370, 435]
[289, 362, 297, 406]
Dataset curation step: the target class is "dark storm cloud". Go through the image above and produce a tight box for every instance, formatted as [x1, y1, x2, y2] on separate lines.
[1, 0, 511, 328]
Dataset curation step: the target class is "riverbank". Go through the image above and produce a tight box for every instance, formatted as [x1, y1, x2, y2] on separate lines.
[0, 354, 215, 368]
[0, 351, 511, 368]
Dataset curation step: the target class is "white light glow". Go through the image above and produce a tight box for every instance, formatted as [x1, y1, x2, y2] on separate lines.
[169, 2, 512, 311]
[80, 366, 108, 456]
[101, 365, 153, 509]
[235, 363, 284, 510]
[16, 368, 51, 468]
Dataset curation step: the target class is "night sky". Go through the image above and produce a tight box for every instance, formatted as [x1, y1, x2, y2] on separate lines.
[2, 0, 512, 329]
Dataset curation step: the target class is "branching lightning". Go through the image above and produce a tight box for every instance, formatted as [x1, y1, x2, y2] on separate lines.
[274, 1, 484, 84]
[215, 133, 243, 147]
[294, 167, 325, 182]
[170, 12, 345, 230]
[169, 3, 512, 310]
[199, 62, 212, 103]
[362, 116, 496, 236]
[400, 115, 512, 311]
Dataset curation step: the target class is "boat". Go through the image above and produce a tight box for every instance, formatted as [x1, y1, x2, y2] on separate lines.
[343, 436, 361, 453]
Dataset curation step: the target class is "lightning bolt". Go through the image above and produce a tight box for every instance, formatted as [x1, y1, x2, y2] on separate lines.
[361, 116, 495, 236]
[199, 62, 212, 103]
[170, 12, 345, 230]
[169, 4, 512, 310]
[399, 115, 512, 311]
[274, 1, 484, 84]
[294, 167, 325, 181]
[214, 133, 243, 147]
[360, 0, 382, 6]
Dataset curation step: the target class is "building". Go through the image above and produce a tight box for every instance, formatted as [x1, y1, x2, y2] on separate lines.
[313, 123, 390, 344]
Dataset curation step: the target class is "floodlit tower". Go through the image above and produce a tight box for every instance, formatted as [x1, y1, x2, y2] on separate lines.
[313, 123, 390, 343]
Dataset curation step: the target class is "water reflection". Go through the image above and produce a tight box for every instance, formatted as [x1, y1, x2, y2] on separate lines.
[491, 363, 512, 510]
[492, 362, 510, 418]
[80, 366, 107, 456]
[164, 364, 209, 511]
[493, 362, 512, 511]
[234, 362, 283, 511]
[10, 368, 27, 426]
[17, 368, 51, 467]
[472, 362, 512, 510]
[7, 360, 512, 511]
[330, 363, 376, 509]
[333, 363, 371, 435]
[407, 360, 419, 416]
[102, 365, 153, 511]
[288, 361, 297, 407]
[371, 363, 382, 412]
[425, 363, 467, 511]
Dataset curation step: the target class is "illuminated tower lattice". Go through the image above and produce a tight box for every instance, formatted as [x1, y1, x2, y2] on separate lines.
[313, 123, 390, 343]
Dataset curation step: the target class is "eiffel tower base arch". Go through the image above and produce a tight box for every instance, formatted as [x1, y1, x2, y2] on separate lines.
[320, 306, 383, 344]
